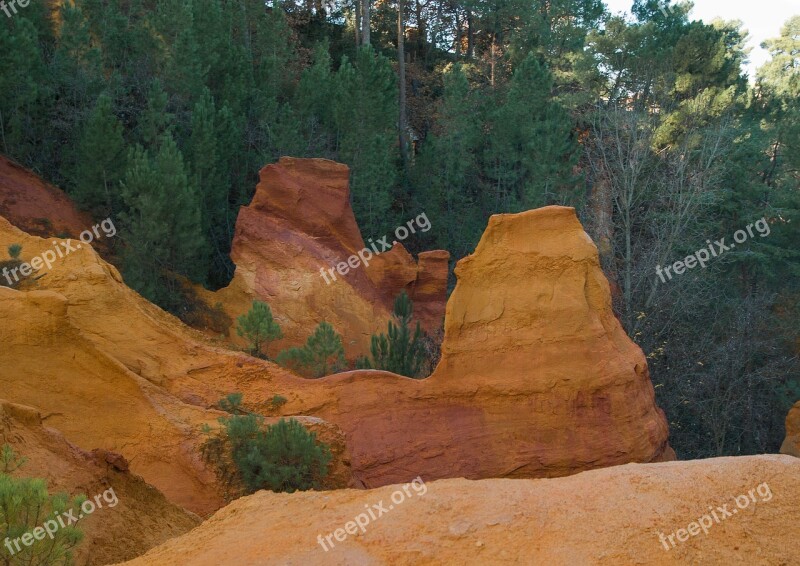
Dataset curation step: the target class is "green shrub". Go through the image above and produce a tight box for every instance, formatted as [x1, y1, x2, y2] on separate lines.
[232, 417, 330, 493]
[236, 301, 282, 359]
[276, 322, 346, 378]
[202, 398, 331, 495]
[1, 445, 85, 565]
[267, 395, 287, 411]
[7, 244, 21, 260]
[218, 393, 245, 415]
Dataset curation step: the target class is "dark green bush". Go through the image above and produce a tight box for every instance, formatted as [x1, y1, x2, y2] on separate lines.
[236, 301, 282, 359]
[277, 321, 346, 378]
[203, 398, 331, 495]
[231, 417, 331, 494]
[361, 291, 428, 378]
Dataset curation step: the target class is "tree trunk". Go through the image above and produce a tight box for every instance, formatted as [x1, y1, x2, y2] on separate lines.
[398, 0, 409, 167]
[355, 0, 361, 46]
[415, 0, 425, 59]
[455, 9, 462, 58]
[466, 9, 474, 58]
[490, 36, 496, 87]
[361, 0, 371, 46]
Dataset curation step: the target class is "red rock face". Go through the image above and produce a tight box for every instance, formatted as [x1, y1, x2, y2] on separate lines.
[0, 155, 92, 238]
[206, 157, 449, 358]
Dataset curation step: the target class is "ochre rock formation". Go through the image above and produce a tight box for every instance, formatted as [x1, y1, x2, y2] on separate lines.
[780, 400, 800, 457]
[0, 189, 671, 514]
[0, 216, 353, 516]
[227, 206, 674, 487]
[0, 400, 199, 565]
[121, 455, 800, 565]
[0, 155, 92, 239]
[203, 157, 449, 358]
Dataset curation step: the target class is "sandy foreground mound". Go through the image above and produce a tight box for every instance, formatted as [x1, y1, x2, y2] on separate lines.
[121, 454, 800, 566]
[781, 401, 800, 457]
[0, 400, 199, 565]
[202, 157, 449, 358]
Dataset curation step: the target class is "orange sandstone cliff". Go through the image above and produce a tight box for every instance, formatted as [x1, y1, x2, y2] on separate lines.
[0, 161, 672, 517]
[0, 215, 353, 516]
[237, 206, 674, 487]
[203, 157, 449, 358]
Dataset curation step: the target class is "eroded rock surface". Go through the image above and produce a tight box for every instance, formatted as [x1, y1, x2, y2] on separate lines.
[0, 185, 671, 514]
[120, 455, 800, 565]
[0, 155, 92, 238]
[0, 216, 352, 515]
[0, 400, 199, 565]
[204, 157, 449, 358]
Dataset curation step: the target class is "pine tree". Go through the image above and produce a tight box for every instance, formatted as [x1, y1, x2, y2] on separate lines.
[119, 134, 205, 310]
[333, 47, 398, 236]
[367, 291, 427, 378]
[49, 2, 105, 184]
[277, 321, 346, 378]
[484, 54, 579, 212]
[236, 301, 283, 359]
[72, 93, 126, 216]
[0, 15, 49, 169]
[218, 414, 331, 494]
[414, 63, 483, 259]
[294, 41, 335, 155]
[1, 445, 85, 565]
[188, 88, 232, 283]
[137, 80, 174, 148]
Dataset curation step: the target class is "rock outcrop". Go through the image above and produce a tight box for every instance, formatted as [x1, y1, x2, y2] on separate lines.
[0, 155, 92, 239]
[0, 165, 672, 515]
[120, 455, 800, 565]
[226, 206, 673, 487]
[203, 158, 449, 358]
[780, 400, 800, 457]
[0, 215, 353, 515]
[0, 400, 199, 565]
